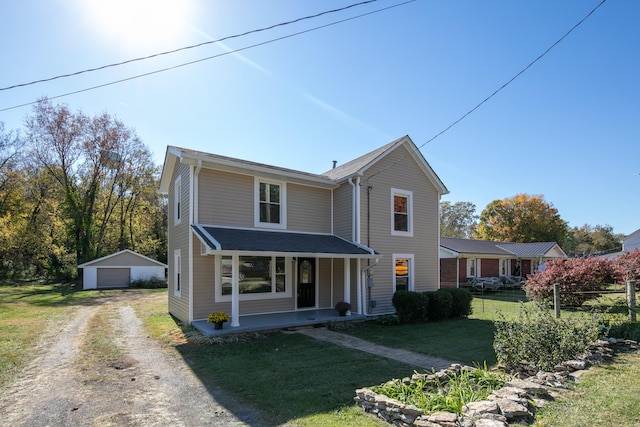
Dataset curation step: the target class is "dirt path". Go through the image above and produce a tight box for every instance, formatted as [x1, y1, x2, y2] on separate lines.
[0, 294, 255, 426]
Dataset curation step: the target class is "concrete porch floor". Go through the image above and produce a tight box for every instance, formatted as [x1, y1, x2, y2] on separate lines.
[192, 309, 367, 336]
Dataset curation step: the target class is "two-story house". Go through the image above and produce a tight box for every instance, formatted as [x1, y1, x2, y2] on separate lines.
[158, 135, 448, 329]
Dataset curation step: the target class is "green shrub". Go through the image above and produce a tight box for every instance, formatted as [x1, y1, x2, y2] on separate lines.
[392, 290, 429, 323]
[377, 314, 400, 326]
[130, 277, 167, 289]
[607, 321, 640, 341]
[426, 289, 453, 321]
[439, 287, 473, 317]
[493, 302, 602, 372]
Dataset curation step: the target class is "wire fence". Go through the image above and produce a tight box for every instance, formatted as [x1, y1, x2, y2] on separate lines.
[468, 281, 636, 323]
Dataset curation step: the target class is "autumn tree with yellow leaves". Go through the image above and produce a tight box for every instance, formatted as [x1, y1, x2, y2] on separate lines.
[475, 193, 569, 245]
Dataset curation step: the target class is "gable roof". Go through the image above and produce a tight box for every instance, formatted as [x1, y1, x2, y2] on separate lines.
[78, 249, 167, 268]
[322, 135, 448, 195]
[159, 146, 335, 194]
[193, 225, 377, 258]
[440, 237, 567, 258]
[159, 135, 448, 195]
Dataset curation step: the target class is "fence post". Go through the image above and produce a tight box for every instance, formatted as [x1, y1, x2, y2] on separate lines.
[553, 283, 561, 318]
[627, 280, 637, 322]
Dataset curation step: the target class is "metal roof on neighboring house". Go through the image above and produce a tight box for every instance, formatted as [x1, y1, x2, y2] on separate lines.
[496, 242, 561, 257]
[440, 237, 566, 258]
[192, 225, 377, 257]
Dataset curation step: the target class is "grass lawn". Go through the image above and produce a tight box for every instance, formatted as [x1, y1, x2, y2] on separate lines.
[4, 282, 640, 426]
[534, 351, 640, 426]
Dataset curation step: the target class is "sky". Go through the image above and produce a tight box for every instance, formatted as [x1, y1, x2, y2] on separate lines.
[1, 0, 638, 236]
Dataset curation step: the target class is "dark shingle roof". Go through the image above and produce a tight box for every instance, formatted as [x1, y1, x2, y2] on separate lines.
[193, 225, 376, 256]
[440, 237, 513, 255]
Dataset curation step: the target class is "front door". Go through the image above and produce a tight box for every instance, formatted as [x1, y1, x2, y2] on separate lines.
[297, 258, 315, 308]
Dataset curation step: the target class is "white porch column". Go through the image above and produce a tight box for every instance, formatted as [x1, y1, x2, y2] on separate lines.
[344, 258, 351, 308]
[231, 254, 240, 327]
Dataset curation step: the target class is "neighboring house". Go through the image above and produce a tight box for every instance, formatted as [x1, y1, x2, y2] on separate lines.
[623, 229, 640, 252]
[439, 237, 567, 288]
[158, 135, 448, 327]
[78, 249, 167, 290]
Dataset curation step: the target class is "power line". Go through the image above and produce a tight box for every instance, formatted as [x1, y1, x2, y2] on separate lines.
[367, 0, 608, 183]
[0, 1, 414, 113]
[0, 0, 379, 92]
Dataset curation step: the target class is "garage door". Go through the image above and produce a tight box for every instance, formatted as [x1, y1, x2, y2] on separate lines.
[97, 268, 131, 288]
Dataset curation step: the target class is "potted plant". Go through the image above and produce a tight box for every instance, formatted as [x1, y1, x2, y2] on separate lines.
[334, 301, 351, 317]
[207, 311, 230, 330]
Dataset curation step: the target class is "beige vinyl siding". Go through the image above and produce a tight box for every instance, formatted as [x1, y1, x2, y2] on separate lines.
[318, 258, 332, 308]
[237, 298, 295, 317]
[197, 169, 254, 227]
[287, 184, 331, 233]
[326, 258, 346, 307]
[168, 163, 191, 323]
[192, 239, 216, 320]
[332, 183, 353, 239]
[361, 144, 441, 314]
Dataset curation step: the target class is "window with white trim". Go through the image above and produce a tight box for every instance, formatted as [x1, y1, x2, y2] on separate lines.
[217, 255, 291, 301]
[174, 176, 182, 225]
[501, 259, 509, 276]
[467, 258, 477, 277]
[391, 188, 413, 236]
[393, 254, 414, 292]
[174, 249, 181, 295]
[255, 179, 286, 228]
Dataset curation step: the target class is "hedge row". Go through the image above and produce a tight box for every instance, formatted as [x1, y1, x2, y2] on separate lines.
[391, 288, 473, 323]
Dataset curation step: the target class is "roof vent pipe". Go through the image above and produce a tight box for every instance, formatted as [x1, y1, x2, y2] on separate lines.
[332, 160, 337, 169]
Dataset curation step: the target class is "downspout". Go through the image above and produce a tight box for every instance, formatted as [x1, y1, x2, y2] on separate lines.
[188, 161, 202, 324]
[354, 176, 361, 243]
[348, 178, 356, 242]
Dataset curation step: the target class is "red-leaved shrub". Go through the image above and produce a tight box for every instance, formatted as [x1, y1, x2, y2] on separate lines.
[614, 249, 640, 286]
[525, 256, 615, 307]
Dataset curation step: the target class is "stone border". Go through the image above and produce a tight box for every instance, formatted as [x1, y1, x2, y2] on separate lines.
[355, 338, 639, 427]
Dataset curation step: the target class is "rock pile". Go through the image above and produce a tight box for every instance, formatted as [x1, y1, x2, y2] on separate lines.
[354, 338, 638, 427]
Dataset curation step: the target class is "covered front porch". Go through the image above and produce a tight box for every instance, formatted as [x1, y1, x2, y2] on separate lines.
[192, 308, 367, 336]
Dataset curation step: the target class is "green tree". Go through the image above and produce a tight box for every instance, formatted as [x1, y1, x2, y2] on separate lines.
[440, 200, 478, 238]
[475, 194, 568, 244]
[24, 98, 165, 270]
[564, 224, 623, 256]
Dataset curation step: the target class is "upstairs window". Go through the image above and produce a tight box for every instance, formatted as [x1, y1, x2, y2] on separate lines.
[255, 179, 286, 228]
[391, 189, 413, 236]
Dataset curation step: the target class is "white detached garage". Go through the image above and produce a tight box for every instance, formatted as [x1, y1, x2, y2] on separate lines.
[78, 249, 167, 290]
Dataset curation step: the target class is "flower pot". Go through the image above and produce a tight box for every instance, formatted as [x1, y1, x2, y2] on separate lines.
[338, 311, 347, 317]
[214, 322, 223, 330]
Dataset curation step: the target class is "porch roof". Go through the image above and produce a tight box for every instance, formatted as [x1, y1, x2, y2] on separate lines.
[192, 225, 378, 258]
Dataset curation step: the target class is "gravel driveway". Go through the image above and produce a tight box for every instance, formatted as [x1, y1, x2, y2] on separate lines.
[0, 293, 259, 426]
